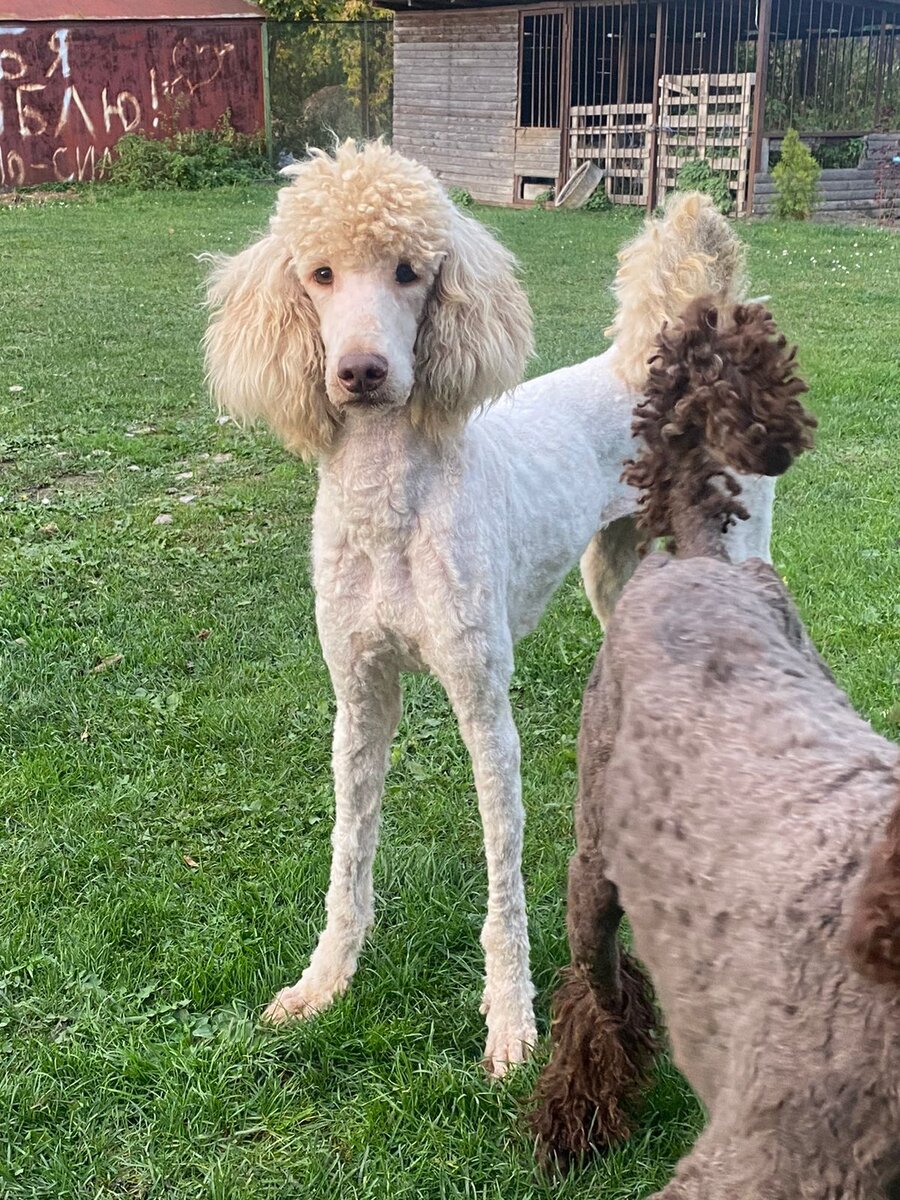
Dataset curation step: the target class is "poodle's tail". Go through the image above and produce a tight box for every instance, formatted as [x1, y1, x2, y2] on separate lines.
[625, 299, 816, 558]
[607, 191, 746, 393]
[849, 771, 900, 987]
[530, 952, 657, 1170]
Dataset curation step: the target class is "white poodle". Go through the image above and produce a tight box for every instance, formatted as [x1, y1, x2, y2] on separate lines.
[204, 140, 775, 1076]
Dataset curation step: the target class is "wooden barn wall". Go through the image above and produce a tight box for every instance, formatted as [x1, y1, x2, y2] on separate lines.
[392, 9, 519, 204]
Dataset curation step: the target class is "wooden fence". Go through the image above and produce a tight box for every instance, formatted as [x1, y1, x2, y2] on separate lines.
[568, 101, 654, 205]
[657, 72, 756, 212]
[568, 71, 756, 213]
[753, 132, 900, 221]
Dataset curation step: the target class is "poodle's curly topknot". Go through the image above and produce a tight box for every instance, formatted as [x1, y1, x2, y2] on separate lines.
[626, 299, 816, 552]
[274, 139, 454, 273]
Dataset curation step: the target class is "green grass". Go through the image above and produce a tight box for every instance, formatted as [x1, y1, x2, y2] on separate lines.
[1, 187, 898, 1199]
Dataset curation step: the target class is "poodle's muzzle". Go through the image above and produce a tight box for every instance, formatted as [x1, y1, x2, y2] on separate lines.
[336, 353, 390, 402]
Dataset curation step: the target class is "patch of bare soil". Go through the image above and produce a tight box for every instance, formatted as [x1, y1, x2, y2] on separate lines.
[0, 189, 80, 207]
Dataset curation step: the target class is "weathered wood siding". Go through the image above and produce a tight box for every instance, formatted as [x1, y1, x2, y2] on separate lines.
[514, 127, 561, 178]
[753, 133, 899, 220]
[393, 8, 519, 204]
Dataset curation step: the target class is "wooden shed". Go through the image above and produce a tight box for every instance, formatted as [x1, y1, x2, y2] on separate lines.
[385, 0, 900, 215]
[0, 0, 265, 187]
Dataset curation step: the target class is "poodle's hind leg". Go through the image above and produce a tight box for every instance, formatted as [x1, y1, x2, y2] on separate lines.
[264, 657, 402, 1023]
[530, 878, 655, 1166]
[531, 650, 656, 1165]
[580, 516, 642, 627]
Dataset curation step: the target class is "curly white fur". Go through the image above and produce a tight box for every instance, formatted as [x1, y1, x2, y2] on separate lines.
[204, 142, 774, 1076]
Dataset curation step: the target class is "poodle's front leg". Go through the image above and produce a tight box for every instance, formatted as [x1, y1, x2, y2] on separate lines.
[441, 663, 536, 1077]
[264, 659, 402, 1023]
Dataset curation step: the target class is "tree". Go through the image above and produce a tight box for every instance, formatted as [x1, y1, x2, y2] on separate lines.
[261, 0, 393, 156]
[772, 128, 821, 220]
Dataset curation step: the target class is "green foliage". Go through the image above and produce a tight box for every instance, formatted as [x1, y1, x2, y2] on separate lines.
[261, 0, 386, 18]
[582, 183, 613, 212]
[674, 159, 734, 215]
[531, 187, 554, 207]
[769, 137, 865, 172]
[105, 120, 271, 190]
[812, 137, 864, 170]
[772, 128, 822, 220]
[447, 185, 474, 208]
[266, 17, 392, 158]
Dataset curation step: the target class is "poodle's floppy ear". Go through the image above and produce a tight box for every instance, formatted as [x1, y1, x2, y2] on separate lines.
[204, 234, 338, 460]
[411, 209, 533, 436]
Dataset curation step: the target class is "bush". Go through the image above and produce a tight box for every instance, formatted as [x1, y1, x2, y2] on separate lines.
[772, 128, 821, 220]
[106, 118, 272, 190]
[675, 159, 734, 214]
[447, 186, 474, 208]
[811, 137, 864, 170]
[582, 184, 613, 212]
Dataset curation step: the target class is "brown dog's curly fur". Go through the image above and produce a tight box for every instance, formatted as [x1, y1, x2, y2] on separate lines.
[531, 298, 900, 1197]
[626, 300, 816, 553]
[849, 772, 900, 985]
[530, 952, 656, 1167]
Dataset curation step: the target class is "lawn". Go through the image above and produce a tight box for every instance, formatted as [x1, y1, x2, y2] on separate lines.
[1, 187, 898, 1200]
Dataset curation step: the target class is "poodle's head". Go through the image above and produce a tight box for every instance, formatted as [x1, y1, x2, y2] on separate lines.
[204, 140, 533, 458]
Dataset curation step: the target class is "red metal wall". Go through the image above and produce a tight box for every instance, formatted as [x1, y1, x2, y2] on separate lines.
[0, 20, 264, 186]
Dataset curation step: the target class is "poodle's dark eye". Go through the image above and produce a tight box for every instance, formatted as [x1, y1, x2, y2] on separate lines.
[313, 266, 333, 286]
[395, 262, 418, 285]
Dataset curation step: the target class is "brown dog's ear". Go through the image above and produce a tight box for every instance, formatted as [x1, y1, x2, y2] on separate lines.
[411, 209, 533, 438]
[204, 234, 338, 460]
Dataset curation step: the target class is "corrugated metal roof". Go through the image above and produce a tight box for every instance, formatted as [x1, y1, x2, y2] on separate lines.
[1, 0, 263, 19]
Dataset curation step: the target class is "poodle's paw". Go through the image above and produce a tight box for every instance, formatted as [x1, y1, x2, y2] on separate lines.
[483, 1011, 537, 1079]
[262, 977, 346, 1025]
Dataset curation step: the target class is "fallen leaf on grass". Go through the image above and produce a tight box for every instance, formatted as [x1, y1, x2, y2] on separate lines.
[178, 494, 197, 504]
[153, 513, 173, 526]
[39, 522, 59, 536]
[182, 854, 200, 870]
[91, 653, 123, 673]
[197, 629, 211, 641]
[80, 726, 90, 741]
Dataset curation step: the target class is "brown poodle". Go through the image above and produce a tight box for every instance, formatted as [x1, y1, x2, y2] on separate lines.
[531, 300, 900, 1198]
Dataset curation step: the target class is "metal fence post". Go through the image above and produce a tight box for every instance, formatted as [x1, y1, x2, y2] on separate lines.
[262, 20, 274, 164]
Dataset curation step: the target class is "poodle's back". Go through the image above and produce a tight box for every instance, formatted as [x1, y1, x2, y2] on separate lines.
[593, 553, 900, 1118]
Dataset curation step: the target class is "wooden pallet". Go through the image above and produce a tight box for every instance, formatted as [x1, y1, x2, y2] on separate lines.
[657, 72, 755, 213]
[568, 101, 653, 205]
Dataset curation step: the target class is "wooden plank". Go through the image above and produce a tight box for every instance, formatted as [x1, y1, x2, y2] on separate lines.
[570, 103, 653, 117]
[396, 98, 519, 115]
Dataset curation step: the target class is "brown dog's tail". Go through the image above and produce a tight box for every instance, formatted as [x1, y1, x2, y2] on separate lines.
[626, 299, 816, 558]
[849, 772, 900, 986]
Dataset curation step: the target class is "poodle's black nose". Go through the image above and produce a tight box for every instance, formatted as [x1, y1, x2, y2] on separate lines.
[337, 353, 389, 396]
